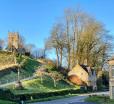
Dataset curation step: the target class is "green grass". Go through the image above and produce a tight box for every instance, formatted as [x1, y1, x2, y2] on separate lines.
[8, 76, 79, 95]
[85, 95, 114, 104]
[0, 99, 16, 104]
[0, 55, 40, 83]
[4, 76, 80, 103]
[21, 56, 40, 75]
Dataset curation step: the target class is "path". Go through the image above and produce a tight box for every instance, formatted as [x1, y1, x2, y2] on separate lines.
[0, 76, 34, 88]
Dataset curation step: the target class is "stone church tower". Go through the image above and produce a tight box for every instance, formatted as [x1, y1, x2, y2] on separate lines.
[8, 32, 22, 51]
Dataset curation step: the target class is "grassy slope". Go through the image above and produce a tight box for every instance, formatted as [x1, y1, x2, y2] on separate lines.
[0, 52, 40, 82]
[0, 51, 15, 67]
[0, 55, 80, 103]
[21, 56, 40, 75]
[8, 75, 79, 95]
[0, 52, 79, 98]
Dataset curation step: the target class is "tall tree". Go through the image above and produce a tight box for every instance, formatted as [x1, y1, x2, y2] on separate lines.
[45, 23, 65, 67]
[46, 7, 112, 70]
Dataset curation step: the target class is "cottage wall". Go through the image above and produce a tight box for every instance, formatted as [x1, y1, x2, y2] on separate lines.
[68, 64, 89, 85]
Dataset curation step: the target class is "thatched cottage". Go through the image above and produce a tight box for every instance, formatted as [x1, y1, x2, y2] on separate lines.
[68, 63, 97, 90]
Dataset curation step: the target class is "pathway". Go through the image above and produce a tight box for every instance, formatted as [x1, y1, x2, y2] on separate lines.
[0, 76, 34, 88]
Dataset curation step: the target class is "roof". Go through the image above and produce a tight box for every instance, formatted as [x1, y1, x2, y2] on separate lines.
[80, 65, 89, 74]
[108, 56, 114, 61]
[80, 64, 95, 75]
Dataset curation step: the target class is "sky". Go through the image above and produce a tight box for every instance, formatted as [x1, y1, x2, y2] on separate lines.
[0, 0, 114, 58]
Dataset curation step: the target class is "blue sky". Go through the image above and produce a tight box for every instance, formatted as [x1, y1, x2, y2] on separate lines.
[0, 0, 114, 58]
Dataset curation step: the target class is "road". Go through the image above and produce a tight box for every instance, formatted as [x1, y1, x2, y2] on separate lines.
[31, 91, 109, 104]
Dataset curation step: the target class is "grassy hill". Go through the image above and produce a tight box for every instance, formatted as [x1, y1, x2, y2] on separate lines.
[6, 75, 79, 97]
[0, 51, 80, 102]
[2, 75, 80, 103]
[0, 51, 40, 83]
[0, 51, 16, 68]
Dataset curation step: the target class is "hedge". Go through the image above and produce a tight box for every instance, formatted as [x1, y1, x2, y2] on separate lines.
[0, 88, 15, 101]
[0, 88, 87, 101]
[14, 89, 85, 100]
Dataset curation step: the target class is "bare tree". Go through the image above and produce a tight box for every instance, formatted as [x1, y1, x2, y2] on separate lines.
[34, 68, 46, 83]
[0, 39, 5, 50]
[46, 7, 112, 71]
[25, 44, 35, 53]
[45, 24, 64, 67]
[33, 48, 46, 59]
[19, 35, 25, 48]
[48, 71, 64, 87]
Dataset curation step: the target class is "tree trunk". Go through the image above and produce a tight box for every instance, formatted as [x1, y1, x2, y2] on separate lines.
[53, 79, 56, 87]
[41, 76, 43, 84]
[56, 47, 59, 68]
[68, 48, 71, 70]
[60, 47, 63, 66]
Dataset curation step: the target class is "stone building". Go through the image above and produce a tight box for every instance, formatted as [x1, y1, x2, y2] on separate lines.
[68, 63, 97, 90]
[8, 32, 23, 52]
[109, 57, 114, 99]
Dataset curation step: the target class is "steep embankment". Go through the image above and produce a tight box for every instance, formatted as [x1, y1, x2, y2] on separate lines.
[0, 51, 17, 70]
[0, 51, 40, 83]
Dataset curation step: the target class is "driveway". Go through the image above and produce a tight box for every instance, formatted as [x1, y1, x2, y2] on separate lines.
[31, 91, 109, 104]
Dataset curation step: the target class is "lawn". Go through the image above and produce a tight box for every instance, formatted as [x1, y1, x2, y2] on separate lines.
[3, 76, 80, 103]
[85, 95, 114, 104]
[8, 76, 79, 95]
